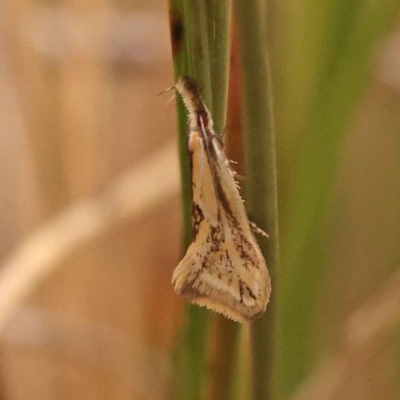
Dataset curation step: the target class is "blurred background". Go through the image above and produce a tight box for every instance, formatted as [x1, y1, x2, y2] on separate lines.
[0, 1, 399, 400]
[0, 1, 182, 399]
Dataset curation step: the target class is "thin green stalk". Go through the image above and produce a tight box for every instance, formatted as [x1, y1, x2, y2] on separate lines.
[234, 2, 278, 400]
[169, 0, 213, 244]
[203, 4, 240, 400]
[169, 0, 191, 245]
[208, 318, 240, 400]
[168, 3, 211, 399]
[185, 1, 213, 106]
[168, 1, 233, 399]
[205, 0, 232, 134]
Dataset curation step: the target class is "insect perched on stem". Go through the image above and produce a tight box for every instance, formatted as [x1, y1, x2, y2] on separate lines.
[171, 76, 271, 323]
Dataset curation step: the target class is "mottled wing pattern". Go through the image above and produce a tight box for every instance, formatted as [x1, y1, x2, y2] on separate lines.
[172, 76, 271, 322]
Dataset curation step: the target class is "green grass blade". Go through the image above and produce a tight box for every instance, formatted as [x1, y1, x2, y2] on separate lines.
[234, 2, 279, 400]
[168, 1, 233, 399]
[205, 0, 232, 133]
[168, 3, 211, 399]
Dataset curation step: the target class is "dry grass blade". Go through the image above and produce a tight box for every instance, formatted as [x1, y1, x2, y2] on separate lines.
[0, 142, 179, 333]
[292, 271, 400, 400]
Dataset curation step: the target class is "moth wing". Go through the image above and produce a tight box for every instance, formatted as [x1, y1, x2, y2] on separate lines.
[172, 213, 271, 322]
[171, 87, 271, 321]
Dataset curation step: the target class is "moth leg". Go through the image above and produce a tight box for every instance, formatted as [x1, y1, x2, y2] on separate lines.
[220, 126, 226, 140]
[233, 171, 245, 181]
[249, 221, 269, 238]
[226, 167, 244, 187]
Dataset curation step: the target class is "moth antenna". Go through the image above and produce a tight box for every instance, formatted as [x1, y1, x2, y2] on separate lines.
[157, 86, 176, 106]
[157, 85, 175, 97]
[165, 93, 176, 106]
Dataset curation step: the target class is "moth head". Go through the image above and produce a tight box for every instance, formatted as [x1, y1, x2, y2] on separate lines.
[177, 75, 201, 98]
[175, 76, 213, 131]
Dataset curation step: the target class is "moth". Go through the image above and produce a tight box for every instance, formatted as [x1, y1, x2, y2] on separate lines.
[171, 76, 271, 323]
